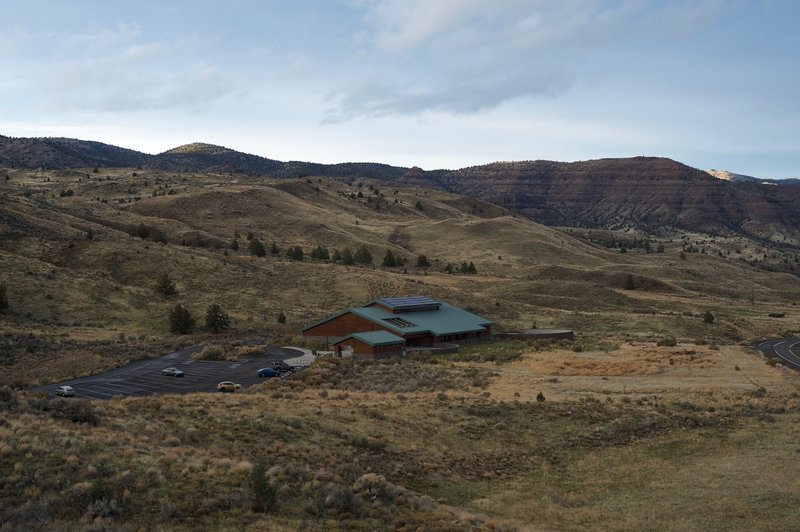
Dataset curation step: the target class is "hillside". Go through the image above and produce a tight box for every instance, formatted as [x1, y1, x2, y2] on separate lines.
[0, 135, 151, 169]
[2, 165, 800, 530]
[150, 143, 283, 175]
[430, 157, 800, 243]
[1, 165, 800, 387]
[3, 135, 800, 243]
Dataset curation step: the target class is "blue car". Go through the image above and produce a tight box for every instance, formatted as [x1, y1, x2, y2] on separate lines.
[257, 367, 281, 378]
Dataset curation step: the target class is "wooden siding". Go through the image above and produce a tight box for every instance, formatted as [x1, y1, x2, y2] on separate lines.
[303, 312, 384, 338]
[333, 337, 404, 358]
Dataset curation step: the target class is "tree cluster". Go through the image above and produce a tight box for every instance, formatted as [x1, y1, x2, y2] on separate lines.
[168, 303, 231, 334]
[444, 261, 478, 274]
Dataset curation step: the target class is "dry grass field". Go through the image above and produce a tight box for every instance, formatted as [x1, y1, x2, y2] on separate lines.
[2, 340, 800, 530]
[2, 166, 800, 529]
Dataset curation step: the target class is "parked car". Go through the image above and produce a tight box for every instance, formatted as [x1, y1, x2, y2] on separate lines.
[271, 361, 293, 372]
[55, 385, 76, 397]
[162, 367, 185, 377]
[257, 367, 281, 378]
[217, 381, 242, 393]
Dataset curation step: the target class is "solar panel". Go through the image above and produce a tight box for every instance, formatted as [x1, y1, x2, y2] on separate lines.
[383, 317, 417, 328]
[379, 296, 441, 312]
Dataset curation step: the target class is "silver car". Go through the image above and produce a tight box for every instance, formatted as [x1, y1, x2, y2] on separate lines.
[55, 385, 76, 397]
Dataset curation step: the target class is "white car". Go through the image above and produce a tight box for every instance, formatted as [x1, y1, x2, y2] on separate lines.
[55, 385, 76, 397]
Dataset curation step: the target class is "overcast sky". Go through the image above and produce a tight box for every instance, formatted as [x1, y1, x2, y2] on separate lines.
[1, 1, 798, 178]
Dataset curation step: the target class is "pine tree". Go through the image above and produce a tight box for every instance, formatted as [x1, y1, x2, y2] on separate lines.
[231, 238, 239, 251]
[467, 261, 477, 274]
[703, 311, 715, 324]
[270, 241, 279, 256]
[277, 312, 286, 324]
[416, 255, 430, 267]
[332, 249, 342, 262]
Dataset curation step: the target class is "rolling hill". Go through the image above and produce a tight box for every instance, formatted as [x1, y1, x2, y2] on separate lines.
[2, 135, 800, 243]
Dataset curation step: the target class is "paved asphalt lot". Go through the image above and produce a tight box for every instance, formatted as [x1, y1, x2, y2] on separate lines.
[757, 338, 800, 370]
[27, 342, 303, 400]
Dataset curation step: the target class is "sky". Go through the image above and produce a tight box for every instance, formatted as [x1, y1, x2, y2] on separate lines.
[1, 0, 798, 178]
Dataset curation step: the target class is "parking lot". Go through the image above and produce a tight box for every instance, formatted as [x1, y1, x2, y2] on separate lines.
[27, 343, 303, 400]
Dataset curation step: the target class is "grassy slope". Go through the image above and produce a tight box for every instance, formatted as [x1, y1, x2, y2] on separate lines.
[2, 343, 800, 530]
[2, 167, 800, 529]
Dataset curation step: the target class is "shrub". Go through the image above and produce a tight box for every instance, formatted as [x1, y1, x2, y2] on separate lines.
[657, 336, 677, 347]
[249, 458, 278, 513]
[703, 311, 715, 324]
[277, 312, 286, 324]
[416, 254, 430, 267]
[0, 386, 18, 411]
[194, 344, 225, 361]
[382, 249, 397, 267]
[536, 392, 546, 402]
[352, 473, 405, 502]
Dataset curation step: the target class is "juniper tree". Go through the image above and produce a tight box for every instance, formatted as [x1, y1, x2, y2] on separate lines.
[382, 250, 397, 267]
[341, 248, 354, 265]
[204, 304, 231, 332]
[249, 238, 266, 257]
[354, 245, 372, 264]
[155, 273, 177, 297]
[169, 304, 195, 334]
[0, 283, 8, 312]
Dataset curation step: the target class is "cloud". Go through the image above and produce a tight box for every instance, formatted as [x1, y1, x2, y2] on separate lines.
[325, 0, 729, 121]
[45, 61, 233, 113]
[24, 22, 235, 114]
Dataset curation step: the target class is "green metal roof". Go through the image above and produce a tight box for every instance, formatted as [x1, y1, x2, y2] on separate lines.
[301, 298, 493, 337]
[353, 300, 492, 336]
[333, 330, 406, 347]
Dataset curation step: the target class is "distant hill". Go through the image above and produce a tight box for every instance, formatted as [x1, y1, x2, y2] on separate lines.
[0, 135, 151, 169]
[149, 142, 283, 175]
[706, 168, 800, 185]
[2, 134, 799, 241]
[423, 157, 800, 241]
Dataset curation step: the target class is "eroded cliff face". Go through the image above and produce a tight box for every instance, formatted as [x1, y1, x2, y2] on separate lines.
[428, 157, 800, 241]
